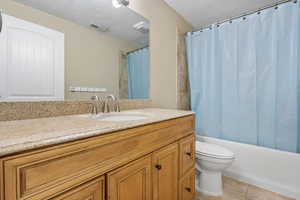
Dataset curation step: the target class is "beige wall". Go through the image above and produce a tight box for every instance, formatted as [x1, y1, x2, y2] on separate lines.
[129, 0, 193, 109]
[1, 0, 138, 100]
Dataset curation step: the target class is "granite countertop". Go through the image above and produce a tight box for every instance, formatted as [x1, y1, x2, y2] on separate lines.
[0, 108, 194, 157]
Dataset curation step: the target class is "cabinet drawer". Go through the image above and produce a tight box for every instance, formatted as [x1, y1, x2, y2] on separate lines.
[4, 116, 194, 200]
[179, 135, 195, 177]
[52, 176, 105, 200]
[179, 168, 195, 200]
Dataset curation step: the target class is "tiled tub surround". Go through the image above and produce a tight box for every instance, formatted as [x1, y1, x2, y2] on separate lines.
[196, 176, 295, 200]
[119, 51, 129, 99]
[177, 30, 191, 110]
[0, 99, 152, 121]
[0, 108, 194, 157]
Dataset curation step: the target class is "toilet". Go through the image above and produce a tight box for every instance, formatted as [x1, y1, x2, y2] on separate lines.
[195, 141, 235, 196]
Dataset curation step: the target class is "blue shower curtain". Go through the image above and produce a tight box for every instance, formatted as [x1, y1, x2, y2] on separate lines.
[127, 47, 150, 99]
[186, 1, 300, 153]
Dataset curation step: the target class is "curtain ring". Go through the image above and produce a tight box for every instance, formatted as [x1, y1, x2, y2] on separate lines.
[294, 0, 297, 3]
[275, 5, 278, 9]
[257, 11, 261, 14]
[229, 20, 233, 24]
[243, 17, 246, 20]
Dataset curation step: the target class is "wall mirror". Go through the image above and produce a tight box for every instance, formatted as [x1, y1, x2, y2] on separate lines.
[0, 0, 150, 102]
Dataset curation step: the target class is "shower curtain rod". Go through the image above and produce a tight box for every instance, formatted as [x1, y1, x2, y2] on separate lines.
[189, 0, 295, 34]
[126, 45, 149, 55]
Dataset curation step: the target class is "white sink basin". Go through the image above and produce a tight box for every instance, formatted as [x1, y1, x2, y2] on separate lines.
[94, 112, 148, 122]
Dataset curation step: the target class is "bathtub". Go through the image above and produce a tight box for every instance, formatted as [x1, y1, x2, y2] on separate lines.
[198, 136, 300, 200]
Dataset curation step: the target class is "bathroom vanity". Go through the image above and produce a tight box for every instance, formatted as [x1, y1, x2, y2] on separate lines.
[0, 109, 195, 200]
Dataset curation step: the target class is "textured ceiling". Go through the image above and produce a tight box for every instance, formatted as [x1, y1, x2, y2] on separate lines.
[164, 0, 279, 29]
[13, 0, 149, 45]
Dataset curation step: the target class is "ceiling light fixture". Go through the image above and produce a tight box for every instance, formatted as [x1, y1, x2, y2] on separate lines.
[112, 0, 129, 8]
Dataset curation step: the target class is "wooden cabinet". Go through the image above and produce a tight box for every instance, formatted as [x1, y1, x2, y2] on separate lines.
[0, 115, 195, 200]
[52, 177, 105, 200]
[107, 156, 152, 200]
[152, 143, 179, 200]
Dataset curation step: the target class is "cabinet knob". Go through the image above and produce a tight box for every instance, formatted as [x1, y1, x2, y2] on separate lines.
[185, 187, 191, 192]
[186, 152, 192, 156]
[155, 164, 162, 170]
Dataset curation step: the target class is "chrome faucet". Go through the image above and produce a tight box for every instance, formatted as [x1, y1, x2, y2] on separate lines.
[90, 94, 120, 115]
[104, 94, 120, 113]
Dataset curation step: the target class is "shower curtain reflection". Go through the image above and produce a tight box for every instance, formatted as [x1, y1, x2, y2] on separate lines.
[127, 47, 150, 99]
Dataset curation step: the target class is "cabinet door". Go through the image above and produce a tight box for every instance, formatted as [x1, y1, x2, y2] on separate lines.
[52, 177, 105, 200]
[0, 14, 64, 102]
[179, 169, 195, 200]
[107, 156, 152, 200]
[153, 143, 179, 200]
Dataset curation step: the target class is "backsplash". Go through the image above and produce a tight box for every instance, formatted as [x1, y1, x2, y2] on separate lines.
[0, 99, 153, 121]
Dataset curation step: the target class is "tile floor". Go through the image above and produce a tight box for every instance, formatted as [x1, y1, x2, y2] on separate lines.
[195, 176, 295, 200]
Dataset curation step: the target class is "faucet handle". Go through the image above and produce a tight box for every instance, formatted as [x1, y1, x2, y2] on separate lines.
[102, 94, 120, 113]
[89, 102, 98, 115]
[91, 95, 99, 101]
[114, 98, 120, 112]
[104, 97, 111, 113]
[90, 96, 101, 115]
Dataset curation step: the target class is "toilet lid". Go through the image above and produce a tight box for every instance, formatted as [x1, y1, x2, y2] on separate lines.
[196, 141, 234, 159]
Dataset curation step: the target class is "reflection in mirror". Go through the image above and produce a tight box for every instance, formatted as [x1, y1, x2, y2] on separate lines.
[121, 46, 150, 99]
[0, 0, 150, 102]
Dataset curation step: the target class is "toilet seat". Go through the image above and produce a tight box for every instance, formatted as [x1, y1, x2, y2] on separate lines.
[196, 141, 234, 159]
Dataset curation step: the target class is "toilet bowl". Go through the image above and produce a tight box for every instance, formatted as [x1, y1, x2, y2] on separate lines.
[195, 141, 235, 196]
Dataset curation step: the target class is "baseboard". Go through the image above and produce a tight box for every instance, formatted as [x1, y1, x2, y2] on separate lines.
[223, 170, 300, 200]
